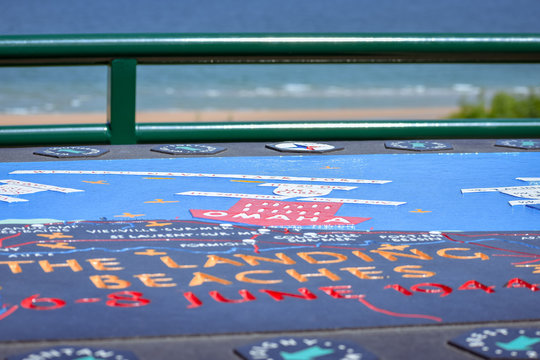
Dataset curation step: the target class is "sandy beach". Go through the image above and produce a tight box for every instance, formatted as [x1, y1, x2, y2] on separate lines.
[0, 106, 457, 126]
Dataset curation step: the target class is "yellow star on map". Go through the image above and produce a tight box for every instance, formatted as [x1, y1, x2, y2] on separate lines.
[409, 209, 432, 213]
[114, 212, 145, 218]
[146, 221, 173, 227]
[322, 166, 340, 169]
[82, 180, 109, 185]
[37, 233, 73, 240]
[144, 199, 179, 204]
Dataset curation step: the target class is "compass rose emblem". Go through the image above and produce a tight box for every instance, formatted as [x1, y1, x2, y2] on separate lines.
[266, 142, 343, 153]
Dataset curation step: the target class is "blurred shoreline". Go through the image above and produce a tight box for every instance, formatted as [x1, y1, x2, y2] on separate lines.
[0, 107, 457, 126]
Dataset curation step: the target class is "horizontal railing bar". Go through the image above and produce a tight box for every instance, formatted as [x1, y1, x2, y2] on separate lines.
[1, 33, 540, 65]
[0, 125, 110, 146]
[136, 119, 540, 143]
[1, 119, 539, 146]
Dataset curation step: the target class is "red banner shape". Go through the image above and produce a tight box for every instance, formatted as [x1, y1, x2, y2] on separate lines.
[190, 199, 370, 226]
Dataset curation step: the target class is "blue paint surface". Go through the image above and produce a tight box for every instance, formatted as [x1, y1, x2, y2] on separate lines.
[1, 152, 538, 230]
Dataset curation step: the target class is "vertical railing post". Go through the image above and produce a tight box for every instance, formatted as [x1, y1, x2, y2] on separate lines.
[107, 58, 137, 144]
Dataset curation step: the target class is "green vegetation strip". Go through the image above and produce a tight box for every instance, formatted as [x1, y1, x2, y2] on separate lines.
[450, 90, 540, 119]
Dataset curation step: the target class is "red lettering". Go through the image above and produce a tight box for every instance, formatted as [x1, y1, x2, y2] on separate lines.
[209, 290, 256, 303]
[21, 294, 66, 310]
[458, 280, 495, 293]
[184, 292, 203, 308]
[106, 291, 150, 307]
[260, 288, 317, 301]
[319, 285, 362, 299]
[384, 284, 413, 296]
[410, 283, 452, 297]
[505, 278, 539, 291]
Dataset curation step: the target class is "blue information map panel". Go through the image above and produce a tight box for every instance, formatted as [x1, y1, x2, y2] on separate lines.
[0, 153, 539, 341]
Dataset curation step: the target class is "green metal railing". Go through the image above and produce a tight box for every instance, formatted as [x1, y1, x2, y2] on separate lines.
[1, 33, 540, 145]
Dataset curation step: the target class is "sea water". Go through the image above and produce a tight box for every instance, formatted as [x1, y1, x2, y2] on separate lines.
[1, 0, 540, 115]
